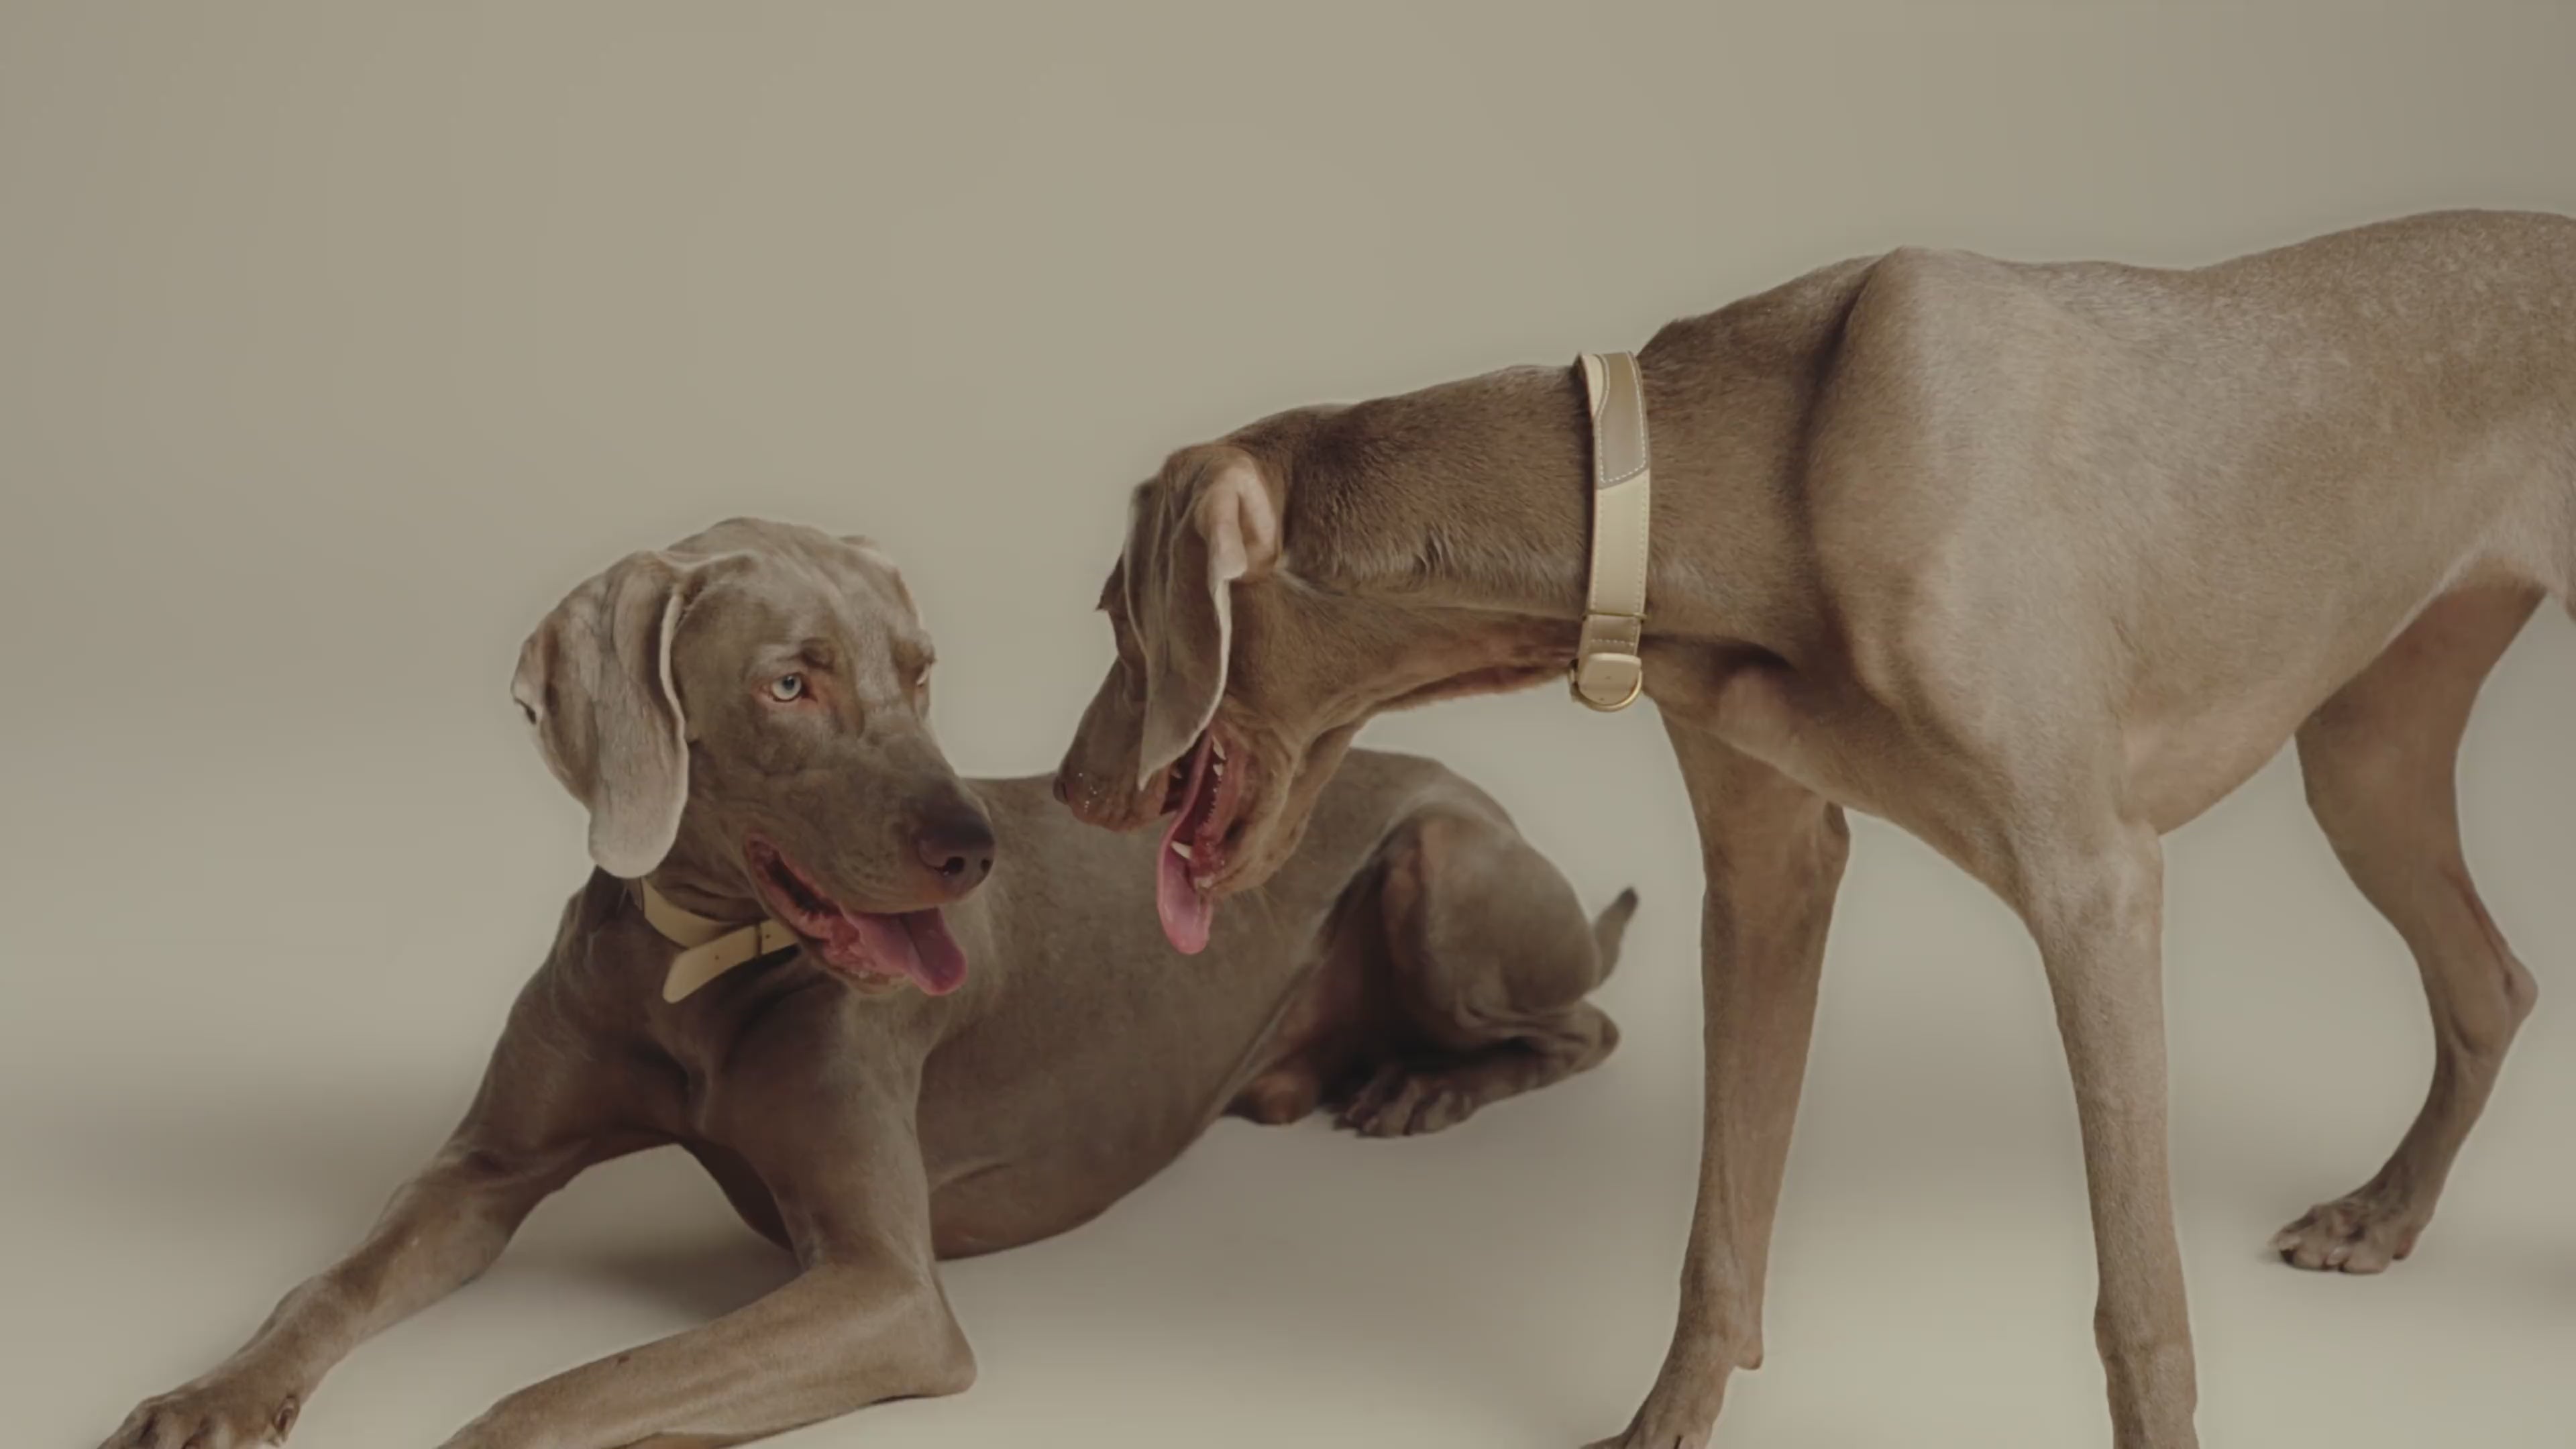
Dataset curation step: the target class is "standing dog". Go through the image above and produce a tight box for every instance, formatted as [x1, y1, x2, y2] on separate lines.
[103, 519, 1630, 1449]
[1051, 210, 2574, 1448]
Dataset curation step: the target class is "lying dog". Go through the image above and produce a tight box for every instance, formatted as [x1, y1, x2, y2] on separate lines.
[1052, 209, 2575, 1448]
[102, 518, 1631, 1449]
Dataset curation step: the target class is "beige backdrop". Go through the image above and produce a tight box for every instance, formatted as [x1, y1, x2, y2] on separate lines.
[5, 3, 2572, 1447]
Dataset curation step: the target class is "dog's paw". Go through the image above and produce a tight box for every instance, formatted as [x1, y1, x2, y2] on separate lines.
[1335, 1063, 1482, 1137]
[103, 1379, 301, 1449]
[2270, 1191, 2422, 1273]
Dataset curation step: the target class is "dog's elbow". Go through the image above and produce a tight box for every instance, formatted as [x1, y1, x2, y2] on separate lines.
[815, 1267, 979, 1405]
[908, 1320, 978, 1400]
[887, 1287, 977, 1399]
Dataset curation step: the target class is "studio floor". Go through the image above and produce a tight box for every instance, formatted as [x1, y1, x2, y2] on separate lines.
[10, 627, 2572, 1449]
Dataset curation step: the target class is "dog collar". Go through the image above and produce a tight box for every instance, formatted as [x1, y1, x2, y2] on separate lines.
[1571, 350, 1652, 711]
[636, 880, 800, 1004]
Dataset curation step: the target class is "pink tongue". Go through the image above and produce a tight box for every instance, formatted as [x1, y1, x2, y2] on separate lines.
[1156, 741, 1216, 955]
[896, 910, 969, 995]
[827, 909, 969, 996]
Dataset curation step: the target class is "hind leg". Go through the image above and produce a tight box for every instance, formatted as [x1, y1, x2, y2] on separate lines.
[2273, 586, 2544, 1273]
[1338, 809, 1631, 1138]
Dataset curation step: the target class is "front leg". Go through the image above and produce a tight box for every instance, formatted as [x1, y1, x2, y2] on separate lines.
[441, 1053, 969, 1449]
[103, 1128, 602, 1449]
[1593, 720, 1847, 1449]
[103, 979, 626, 1449]
[438, 1256, 971, 1449]
[2014, 822, 2198, 1448]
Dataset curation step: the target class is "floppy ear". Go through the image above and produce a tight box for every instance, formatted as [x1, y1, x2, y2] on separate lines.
[511, 551, 695, 878]
[1132, 449, 1279, 787]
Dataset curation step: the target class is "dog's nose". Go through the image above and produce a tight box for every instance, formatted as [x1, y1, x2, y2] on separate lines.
[914, 813, 996, 895]
[1051, 772, 1071, 805]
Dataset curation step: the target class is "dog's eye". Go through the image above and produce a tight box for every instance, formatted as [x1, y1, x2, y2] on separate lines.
[767, 674, 806, 703]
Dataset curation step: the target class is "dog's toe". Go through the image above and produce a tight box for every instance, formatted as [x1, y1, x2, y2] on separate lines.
[1335, 1065, 1483, 1137]
[1336, 1064, 1421, 1136]
[105, 1382, 299, 1449]
[2270, 1193, 2420, 1274]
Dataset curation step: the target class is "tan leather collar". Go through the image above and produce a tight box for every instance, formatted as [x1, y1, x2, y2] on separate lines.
[1571, 351, 1652, 710]
[637, 880, 800, 1004]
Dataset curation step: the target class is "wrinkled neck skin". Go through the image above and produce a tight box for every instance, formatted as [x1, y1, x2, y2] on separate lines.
[640, 823, 767, 924]
[1248, 345, 1821, 700]
[1253, 366, 1595, 642]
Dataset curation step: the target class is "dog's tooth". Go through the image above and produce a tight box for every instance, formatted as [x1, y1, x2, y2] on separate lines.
[1170, 841, 1194, 861]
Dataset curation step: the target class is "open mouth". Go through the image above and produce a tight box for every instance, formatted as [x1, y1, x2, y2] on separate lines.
[745, 837, 968, 996]
[1155, 729, 1253, 955]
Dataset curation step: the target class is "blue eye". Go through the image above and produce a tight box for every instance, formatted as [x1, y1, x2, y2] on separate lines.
[767, 674, 806, 702]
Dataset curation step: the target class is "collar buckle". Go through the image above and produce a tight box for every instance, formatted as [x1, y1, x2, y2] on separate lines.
[1570, 649, 1645, 712]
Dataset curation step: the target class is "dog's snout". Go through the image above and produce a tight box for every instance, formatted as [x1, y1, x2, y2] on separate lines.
[1052, 765, 1126, 828]
[914, 812, 996, 894]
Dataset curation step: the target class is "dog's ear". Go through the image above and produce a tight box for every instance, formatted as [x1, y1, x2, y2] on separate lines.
[511, 550, 697, 878]
[1132, 448, 1279, 787]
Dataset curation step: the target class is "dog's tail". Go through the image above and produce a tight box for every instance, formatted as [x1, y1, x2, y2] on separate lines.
[1590, 888, 1641, 983]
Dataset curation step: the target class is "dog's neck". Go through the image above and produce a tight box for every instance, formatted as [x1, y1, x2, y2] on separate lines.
[633, 877, 798, 1003]
[639, 851, 769, 926]
[1254, 352, 1827, 676]
[1252, 366, 1595, 619]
